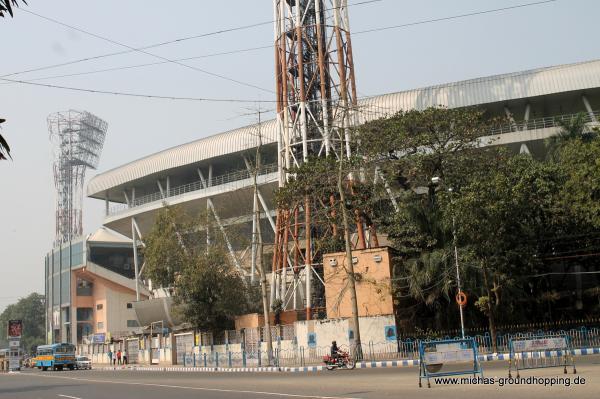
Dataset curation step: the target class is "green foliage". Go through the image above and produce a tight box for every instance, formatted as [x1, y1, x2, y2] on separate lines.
[143, 207, 196, 288]
[555, 136, 600, 229]
[174, 246, 252, 333]
[0, 293, 45, 353]
[360, 106, 600, 332]
[275, 156, 385, 256]
[143, 206, 256, 332]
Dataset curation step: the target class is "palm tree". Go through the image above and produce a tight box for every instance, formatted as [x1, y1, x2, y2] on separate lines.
[0, 119, 11, 160]
[1, 1, 27, 160]
[546, 112, 595, 157]
[0, 0, 27, 18]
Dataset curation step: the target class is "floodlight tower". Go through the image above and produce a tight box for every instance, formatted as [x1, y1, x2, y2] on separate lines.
[272, 0, 360, 319]
[48, 110, 108, 246]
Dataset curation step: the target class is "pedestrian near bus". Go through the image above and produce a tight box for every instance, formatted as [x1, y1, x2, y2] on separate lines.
[123, 349, 128, 365]
[117, 349, 122, 365]
[108, 350, 113, 365]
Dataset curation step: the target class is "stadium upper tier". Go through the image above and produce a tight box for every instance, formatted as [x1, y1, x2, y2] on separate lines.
[87, 59, 600, 225]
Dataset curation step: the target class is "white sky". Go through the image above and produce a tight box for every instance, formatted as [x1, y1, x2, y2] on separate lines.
[1, 0, 598, 312]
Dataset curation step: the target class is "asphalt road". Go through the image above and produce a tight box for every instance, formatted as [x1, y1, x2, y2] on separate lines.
[1, 356, 599, 399]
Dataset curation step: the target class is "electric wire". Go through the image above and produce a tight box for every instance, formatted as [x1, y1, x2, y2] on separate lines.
[17, 8, 274, 94]
[4, 0, 382, 79]
[0, 77, 277, 103]
[1, 0, 562, 103]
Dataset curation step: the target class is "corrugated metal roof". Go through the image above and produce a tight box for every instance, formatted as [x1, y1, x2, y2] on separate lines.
[87, 59, 600, 197]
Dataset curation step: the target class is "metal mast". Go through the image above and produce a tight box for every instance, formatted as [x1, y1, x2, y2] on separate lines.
[272, 0, 359, 319]
[48, 110, 108, 246]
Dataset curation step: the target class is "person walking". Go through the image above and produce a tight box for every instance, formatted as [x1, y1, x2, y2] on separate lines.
[107, 350, 113, 365]
[117, 349, 122, 365]
[122, 349, 128, 365]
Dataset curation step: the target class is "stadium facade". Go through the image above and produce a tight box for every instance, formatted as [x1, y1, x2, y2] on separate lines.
[77, 59, 600, 337]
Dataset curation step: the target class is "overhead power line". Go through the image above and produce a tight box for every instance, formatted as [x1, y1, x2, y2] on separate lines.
[0, 76, 277, 103]
[5, 0, 382, 79]
[353, 0, 558, 35]
[2, 0, 561, 103]
[17, 8, 274, 94]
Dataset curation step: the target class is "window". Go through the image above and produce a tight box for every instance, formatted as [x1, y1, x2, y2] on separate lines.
[76, 278, 93, 296]
[126, 303, 133, 309]
[96, 304, 103, 310]
[97, 322, 104, 330]
[76, 308, 93, 321]
[127, 320, 139, 328]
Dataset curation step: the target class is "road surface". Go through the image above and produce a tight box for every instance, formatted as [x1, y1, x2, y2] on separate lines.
[1, 356, 599, 399]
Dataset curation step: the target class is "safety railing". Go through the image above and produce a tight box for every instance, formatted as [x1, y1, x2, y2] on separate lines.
[169, 326, 600, 369]
[488, 110, 599, 136]
[108, 163, 278, 216]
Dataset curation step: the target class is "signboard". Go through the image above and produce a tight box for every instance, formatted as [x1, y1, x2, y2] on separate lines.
[8, 349, 20, 371]
[384, 326, 397, 342]
[418, 338, 483, 388]
[8, 340, 20, 348]
[511, 337, 567, 352]
[307, 333, 317, 348]
[424, 349, 474, 364]
[92, 333, 106, 344]
[7, 320, 22, 339]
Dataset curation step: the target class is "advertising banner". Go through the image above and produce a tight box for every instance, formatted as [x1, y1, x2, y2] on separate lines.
[7, 320, 22, 339]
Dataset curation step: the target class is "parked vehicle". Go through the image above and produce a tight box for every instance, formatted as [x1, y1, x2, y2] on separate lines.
[34, 343, 76, 371]
[323, 351, 356, 370]
[75, 356, 92, 370]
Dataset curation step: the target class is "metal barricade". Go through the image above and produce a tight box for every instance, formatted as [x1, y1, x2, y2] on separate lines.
[418, 338, 483, 388]
[508, 334, 576, 378]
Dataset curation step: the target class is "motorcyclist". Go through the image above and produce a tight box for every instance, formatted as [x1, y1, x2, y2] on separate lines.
[330, 340, 340, 362]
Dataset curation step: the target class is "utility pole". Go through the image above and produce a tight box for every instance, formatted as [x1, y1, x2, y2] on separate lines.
[250, 107, 273, 365]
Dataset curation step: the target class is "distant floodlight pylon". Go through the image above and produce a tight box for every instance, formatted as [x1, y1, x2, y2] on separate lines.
[48, 110, 108, 246]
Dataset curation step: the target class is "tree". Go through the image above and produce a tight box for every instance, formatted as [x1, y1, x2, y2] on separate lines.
[143, 206, 196, 289]
[358, 107, 503, 331]
[246, 108, 274, 364]
[556, 136, 600, 229]
[142, 206, 257, 333]
[174, 246, 251, 333]
[276, 151, 384, 356]
[0, 293, 45, 353]
[446, 155, 568, 348]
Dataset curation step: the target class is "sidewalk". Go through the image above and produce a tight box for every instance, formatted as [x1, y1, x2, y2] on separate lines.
[94, 347, 600, 373]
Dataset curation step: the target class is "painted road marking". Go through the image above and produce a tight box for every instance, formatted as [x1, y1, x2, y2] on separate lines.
[18, 373, 362, 399]
[58, 395, 82, 399]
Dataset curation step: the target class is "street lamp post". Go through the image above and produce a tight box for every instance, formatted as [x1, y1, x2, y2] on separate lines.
[450, 193, 466, 339]
[432, 178, 466, 338]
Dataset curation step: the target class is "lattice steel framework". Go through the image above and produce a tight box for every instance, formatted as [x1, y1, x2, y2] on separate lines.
[48, 110, 107, 246]
[272, 0, 360, 319]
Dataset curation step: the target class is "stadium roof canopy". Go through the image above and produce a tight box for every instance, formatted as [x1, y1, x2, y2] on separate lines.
[88, 59, 600, 199]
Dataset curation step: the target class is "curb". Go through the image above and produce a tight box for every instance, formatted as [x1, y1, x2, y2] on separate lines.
[95, 347, 600, 373]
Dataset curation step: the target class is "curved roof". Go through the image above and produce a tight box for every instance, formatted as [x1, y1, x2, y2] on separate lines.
[88, 59, 600, 197]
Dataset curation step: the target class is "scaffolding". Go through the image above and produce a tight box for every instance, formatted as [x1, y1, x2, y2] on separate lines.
[48, 110, 108, 246]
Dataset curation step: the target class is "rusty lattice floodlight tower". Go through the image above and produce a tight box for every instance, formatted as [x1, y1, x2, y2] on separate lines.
[48, 110, 108, 247]
[272, 0, 359, 319]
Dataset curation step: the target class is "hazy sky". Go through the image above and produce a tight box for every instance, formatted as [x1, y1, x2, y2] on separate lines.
[1, 0, 598, 312]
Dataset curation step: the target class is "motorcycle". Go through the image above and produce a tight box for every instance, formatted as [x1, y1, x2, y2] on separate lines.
[323, 351, 356, 370]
